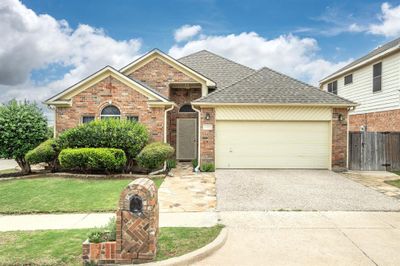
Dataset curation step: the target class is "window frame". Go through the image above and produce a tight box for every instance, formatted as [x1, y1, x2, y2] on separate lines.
[82, 115, 95, 124]
[373, 62, 382, 93]
[100, 105, 121, 120]
[344, 74, 353, 85]
[126, 115, 139, 122]
[327, 80, 338, 95]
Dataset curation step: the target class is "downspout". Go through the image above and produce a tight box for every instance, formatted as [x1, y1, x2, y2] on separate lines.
[192, 104, 201, 172]
[150, 104, 174, 176]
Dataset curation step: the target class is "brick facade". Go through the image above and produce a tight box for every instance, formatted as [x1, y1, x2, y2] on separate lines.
[199, 108, 215, 165]
[349, 109, 400, 132]
[55, 76, 165, 141]
[129, 58, 197, 98]
[332, 108, 349, 170]
[168, 87, 202, 152]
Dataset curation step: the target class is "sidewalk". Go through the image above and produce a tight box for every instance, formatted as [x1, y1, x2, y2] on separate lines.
[194, 211, 400, 266]
[0, 211, 218, 231]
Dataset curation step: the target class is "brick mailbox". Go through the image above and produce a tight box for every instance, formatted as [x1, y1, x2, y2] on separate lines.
[82, 178, 159, 264]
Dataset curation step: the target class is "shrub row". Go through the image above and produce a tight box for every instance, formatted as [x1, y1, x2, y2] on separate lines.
[59, 148, 126, 173]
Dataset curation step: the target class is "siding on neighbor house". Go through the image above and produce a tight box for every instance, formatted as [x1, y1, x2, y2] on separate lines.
[321, 51, 400, 115]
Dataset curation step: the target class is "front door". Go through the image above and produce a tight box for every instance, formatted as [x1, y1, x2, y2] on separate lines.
[177, 118, 197, 160]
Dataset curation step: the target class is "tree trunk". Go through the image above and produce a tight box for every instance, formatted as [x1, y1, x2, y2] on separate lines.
[16, 157, 31, 174]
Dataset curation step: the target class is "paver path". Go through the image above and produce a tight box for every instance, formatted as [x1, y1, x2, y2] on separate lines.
[194, 211, 400, 266]
[217, 169, 400, 211]
[343, 171, 400, 199]
[158, 163, 216, 212]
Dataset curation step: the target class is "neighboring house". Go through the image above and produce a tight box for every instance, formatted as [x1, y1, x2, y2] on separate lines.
[45, 49, 355, 170]
[320, 37, 400, 132]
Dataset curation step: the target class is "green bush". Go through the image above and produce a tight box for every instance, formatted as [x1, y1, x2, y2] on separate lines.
[0, 100, 48, 173]
[137, 142, 174, 171]
[201, 163, 215, 172]
[57, 119, 148, 168]
[88, 217, 116, 243]
[59, 148, 126, 173]
[192, 159, 198, 169]
[25, 139, 59, 170]
[166, 159, 176, 170]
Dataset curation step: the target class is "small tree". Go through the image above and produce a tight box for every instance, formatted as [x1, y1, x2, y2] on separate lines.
[0, 100, 48, 173]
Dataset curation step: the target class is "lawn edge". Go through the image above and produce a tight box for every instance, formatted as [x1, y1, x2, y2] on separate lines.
[134, 227, 227, 266]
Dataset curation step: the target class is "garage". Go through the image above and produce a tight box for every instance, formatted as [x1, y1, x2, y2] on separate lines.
[214, 106, 332, 169]
[216, 120, 331, 169]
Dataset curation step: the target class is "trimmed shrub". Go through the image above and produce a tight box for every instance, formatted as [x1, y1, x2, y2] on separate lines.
[59, 148, 126, 173]
[136, 142, 174, 171]
[57, 119, 148, 169]
[166, 159, 176, 170]
[201, 163, 215, 172]
[25, 139, 59, 171]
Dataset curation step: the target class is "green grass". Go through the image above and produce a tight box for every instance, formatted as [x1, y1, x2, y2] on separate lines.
[0, 168, 18, 174]
[385, 179, 400, 188]
[0, 226, 223, 266]
[0, 177, 163, 214]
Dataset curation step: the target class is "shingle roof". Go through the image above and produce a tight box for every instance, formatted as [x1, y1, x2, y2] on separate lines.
[194, 67, 356, 105]
[178, 50, 256, 89]
[322, 36, 400, 81]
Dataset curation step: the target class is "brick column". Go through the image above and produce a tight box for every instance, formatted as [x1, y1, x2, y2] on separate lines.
[199, 108, 215, 165]
[332, 108, 349, 170]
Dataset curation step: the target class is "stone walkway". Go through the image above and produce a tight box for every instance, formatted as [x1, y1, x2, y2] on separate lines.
[158, 163, 216, 212]
[0, 212, 218, 231]
[342, 171, 400, 199]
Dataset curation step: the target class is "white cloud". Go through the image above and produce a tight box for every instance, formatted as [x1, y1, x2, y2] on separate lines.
[169, 32, 350, 85]
[174, 25, 202, 42]
[369, 2, 400, 37]
[0, 0, 142, 103]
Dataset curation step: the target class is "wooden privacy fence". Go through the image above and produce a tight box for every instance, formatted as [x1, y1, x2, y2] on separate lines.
[349, 132, 400, 171]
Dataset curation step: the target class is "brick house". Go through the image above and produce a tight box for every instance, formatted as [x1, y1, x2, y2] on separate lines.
[45, 49, 356, 170]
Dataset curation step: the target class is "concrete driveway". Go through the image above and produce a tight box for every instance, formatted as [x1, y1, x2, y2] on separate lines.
[216, 170, 400, 211]
[0, 159, 17, 170]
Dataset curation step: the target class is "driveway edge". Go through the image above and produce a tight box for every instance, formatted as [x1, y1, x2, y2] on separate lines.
[134, 228, 228, 266]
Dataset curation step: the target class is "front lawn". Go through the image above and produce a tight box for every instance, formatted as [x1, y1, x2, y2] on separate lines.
[0, 168, 17, 174]
[0, 177, 163, 214]
[0, 226, 223, 265]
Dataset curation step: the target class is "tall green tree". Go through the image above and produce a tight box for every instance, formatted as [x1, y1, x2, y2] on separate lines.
[0, 100, 48, 173]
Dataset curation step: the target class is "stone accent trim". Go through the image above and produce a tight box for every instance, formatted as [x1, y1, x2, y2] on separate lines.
[349, 109, 400, 132]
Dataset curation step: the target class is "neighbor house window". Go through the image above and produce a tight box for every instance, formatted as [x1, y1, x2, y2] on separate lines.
[327, 80, 338, 95]
[179, 104, 195, 113]
[82, 116, 95, 124]
[127, 116, 139, 122]
[373, 62, 382, 92]
[100, 105, 121, 119]
[344, 74, 353, 85]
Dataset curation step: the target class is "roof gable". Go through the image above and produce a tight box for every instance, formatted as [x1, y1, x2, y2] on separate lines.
[194, 67, 356, 106]
[178, 50, 256, 89]
[120, 49, 216, 87]
[44, 66, 170, 106]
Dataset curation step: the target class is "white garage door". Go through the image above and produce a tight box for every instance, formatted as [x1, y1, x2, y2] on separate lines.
[215, 121, 331, 169]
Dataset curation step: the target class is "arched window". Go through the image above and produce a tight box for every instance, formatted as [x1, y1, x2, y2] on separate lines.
[179, 104, 195, 113]
[100, 105, 121, 119]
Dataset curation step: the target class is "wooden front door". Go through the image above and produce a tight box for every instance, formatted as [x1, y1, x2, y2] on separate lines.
[177, 118, 197, 160]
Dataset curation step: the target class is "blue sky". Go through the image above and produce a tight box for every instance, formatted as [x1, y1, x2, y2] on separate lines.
[1, 0, 400, 123]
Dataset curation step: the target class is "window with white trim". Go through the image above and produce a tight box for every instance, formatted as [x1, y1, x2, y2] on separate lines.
[100, 105, 121, 120]
[127, 116, 139, 122]
[373, 62, 382, 92]
[82, 116, 95, 124]
[344, 74, 353, 85]
[327, 80, 338, 95]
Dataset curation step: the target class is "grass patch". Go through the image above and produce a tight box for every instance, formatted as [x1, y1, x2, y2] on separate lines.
[0, 168, 18, 174]
[0, 226, 223, 265]
[0, 177, 163, 214]
[385, 179, 400, 188]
